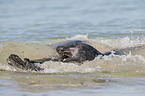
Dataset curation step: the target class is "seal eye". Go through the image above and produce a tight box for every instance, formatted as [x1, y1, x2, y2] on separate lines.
[56, 46, 64, 54]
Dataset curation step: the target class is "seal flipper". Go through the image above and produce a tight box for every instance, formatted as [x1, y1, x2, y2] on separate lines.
[103, 49, 127, 56]
[7, 54, 44, 71]
[28, 57, 60, 64]
[24, 58, 44, 71]
[7, 54, 26, 69]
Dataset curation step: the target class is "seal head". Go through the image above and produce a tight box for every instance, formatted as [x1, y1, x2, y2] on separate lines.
[56, 41, 103, 63]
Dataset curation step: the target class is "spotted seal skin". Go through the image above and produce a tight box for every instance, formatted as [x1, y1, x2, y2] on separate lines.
[7, 40, 126, 71]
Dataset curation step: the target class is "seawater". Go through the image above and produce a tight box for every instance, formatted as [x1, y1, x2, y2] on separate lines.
[0, 0, 145, 96]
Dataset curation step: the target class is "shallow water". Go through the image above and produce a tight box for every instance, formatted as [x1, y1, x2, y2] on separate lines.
[0, 0, 145, 96]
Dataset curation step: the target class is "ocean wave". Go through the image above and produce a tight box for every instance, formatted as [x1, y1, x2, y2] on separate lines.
[0, 36, 145, 74]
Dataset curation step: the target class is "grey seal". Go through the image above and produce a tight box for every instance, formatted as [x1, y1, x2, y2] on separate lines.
[7, 40, 127, 71]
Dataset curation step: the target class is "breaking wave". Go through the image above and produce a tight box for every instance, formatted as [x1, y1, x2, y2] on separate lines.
[0, 35, 145, 74]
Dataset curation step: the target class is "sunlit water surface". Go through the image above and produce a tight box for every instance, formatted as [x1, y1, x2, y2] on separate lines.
[0, 0, 145, 96]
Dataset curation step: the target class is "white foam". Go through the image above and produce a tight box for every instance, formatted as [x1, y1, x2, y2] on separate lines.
[119, 53, 145, 63]
[0, 63, 17, 71]
[40, 61, 98, 73]
[99, 37, 145, 48]
[66, 34, 89, 40]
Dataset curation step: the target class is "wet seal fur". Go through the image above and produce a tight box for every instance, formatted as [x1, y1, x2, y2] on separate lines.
[7, 40, 127, 71]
